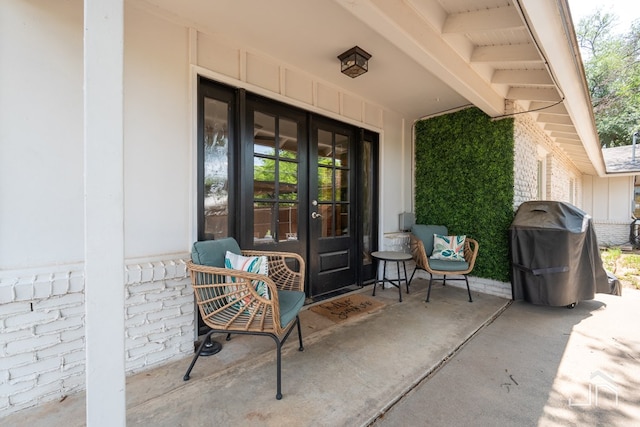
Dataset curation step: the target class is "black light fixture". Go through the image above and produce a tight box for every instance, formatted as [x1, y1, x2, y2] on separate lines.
[338, 46, 371, 78]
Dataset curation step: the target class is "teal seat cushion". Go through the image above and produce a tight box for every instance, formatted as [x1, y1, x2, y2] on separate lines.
[411, 225, 448, 257]
[277, 290, 305, 327]
[429, 259, 469, 271]
[192, 238, 242, 267]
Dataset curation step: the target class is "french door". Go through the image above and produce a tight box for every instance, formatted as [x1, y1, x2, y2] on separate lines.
[308, 116, 357, 295]
[197, 78, 377, 298]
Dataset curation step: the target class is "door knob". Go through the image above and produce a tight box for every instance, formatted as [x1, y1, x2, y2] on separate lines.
[311, 212, 323, 219]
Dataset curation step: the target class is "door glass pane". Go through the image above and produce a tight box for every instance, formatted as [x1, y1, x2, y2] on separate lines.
[336, 169, 348, 202]
[203, 97, 229, 240]
[254, 156, 276, 200]
[318, 166, 333, 202]
[280, 160, 298, 200]
[254, 112, 276, 155]
[279, 118, 298, 159]
[319, 203, 332, 237]
[335, 133, 349, 167]
[254, 202, 275, 244]
[336, 204, 349, 236]
[278, 203, 298, 241]
[280, 160, 298, 185]
[318, 129, 332, 162]
[361, 140, 373, 265]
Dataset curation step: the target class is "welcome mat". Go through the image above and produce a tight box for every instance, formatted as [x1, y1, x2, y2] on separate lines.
[309, 293, 386, 323]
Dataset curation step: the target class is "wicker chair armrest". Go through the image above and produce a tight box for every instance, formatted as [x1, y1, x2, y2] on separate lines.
[241, 250, 305, 292]
[187, 261, 284, 334]
[409, 234, 431, 271]
[464, 238, 479, 269]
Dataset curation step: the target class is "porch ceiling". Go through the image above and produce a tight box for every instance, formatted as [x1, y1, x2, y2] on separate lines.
[135, 0, 606, 176]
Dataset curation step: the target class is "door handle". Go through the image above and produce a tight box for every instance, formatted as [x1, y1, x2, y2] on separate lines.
[311, 212, 323, 219]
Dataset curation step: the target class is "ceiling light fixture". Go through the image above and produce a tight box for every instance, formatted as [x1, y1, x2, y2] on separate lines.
[337, 46, 371, 78]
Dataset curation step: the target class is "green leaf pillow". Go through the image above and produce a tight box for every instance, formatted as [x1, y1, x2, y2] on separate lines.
[430, 234, 466, 261]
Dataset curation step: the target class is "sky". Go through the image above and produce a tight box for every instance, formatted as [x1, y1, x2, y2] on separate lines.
[568, 0, 640, 33]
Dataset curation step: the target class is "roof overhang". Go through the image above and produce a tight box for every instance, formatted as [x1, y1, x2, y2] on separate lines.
[137, 0, 607, 176]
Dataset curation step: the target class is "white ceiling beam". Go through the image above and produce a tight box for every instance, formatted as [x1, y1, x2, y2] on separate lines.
[555, 138, 584, 145]
[334, 0, 506, 116]
[559, 147, 590, 155]
[507, 87, 561, 102]
[530, 102, 568, 114]
[492, 69, 553, 85]
[537, 113, 573, 124]
[544, 123, 576, 132]
[550, 131, 581, 139]
[472, 44, 541, 63]
[443, 6, 524, 34]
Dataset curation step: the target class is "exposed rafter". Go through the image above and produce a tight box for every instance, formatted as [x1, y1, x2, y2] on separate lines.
[492, 69, 553, 86]
[471, 44, 541, 63]
[443, 7, 524, 34]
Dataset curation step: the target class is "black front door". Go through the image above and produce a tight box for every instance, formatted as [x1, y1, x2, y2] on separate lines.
[308, 116, 357, 295]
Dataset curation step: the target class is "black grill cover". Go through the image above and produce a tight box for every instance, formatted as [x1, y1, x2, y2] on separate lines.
[509, 201, 612, 306]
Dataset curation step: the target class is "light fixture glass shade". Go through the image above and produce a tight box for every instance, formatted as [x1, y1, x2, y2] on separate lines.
[338, 46, 371, 78]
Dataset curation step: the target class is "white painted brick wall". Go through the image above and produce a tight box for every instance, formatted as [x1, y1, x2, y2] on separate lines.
[513, 113, 539, 207]
[593, 220, 632, 246]
[512, 102, 582, 209]
[0, 254, 195, 418]
[124, 258, 193, 373]
[0, 265, 87, 417]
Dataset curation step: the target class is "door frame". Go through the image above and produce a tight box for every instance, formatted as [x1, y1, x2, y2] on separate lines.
[196, 77, 379, 297]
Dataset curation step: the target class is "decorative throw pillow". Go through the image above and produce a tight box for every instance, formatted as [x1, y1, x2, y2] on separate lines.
[430, 234, 466, 261]
[224, 251, 270, 308]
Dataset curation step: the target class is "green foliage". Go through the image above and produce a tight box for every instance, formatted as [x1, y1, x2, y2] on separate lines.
[619, 253, 640, 269]
[577, 10, 640, 147]
[600, 248, 640, 289]
[415, 108, 514, 282]
[600, 247, 621, 271]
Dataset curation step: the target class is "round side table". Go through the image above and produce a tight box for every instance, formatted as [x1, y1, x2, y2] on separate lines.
[371, 251, 413, 302]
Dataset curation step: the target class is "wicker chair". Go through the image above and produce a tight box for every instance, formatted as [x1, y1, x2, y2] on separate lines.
[409, 225, 479, 302]
[183, 238, 305, 400]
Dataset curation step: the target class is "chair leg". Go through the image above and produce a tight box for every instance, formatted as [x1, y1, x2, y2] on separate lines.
[403, 261, 410, 294]
[426, 273, 434, 302]
[396, 261, 402, 302]
[409, 265, 417, 284]
[296, 315, 304, 351]
[442, 275, 447, 286]
[226, 333, 232, 341]
[183, 330, 215, 381]
[272, 336, 283, 400]
[465, 275, 473, 302]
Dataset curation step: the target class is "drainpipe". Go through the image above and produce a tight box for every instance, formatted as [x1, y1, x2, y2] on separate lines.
[633, 131, 638, 162]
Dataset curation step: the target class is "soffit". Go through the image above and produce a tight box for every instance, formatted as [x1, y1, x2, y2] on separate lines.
[134, 0, 602, 176]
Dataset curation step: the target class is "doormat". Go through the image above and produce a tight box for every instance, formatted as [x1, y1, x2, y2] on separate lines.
[309, 293, 386, 323]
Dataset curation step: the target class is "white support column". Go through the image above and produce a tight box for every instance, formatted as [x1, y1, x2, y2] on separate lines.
[84, 1, 126, 425]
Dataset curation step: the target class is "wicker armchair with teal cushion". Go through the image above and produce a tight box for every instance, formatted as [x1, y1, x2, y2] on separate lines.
[183, 237, 305, 400]
[409, 224, 479, 302]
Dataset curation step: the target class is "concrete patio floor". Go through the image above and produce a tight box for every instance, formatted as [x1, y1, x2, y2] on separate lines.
[3, 279, 639, 426]
[1, 279, 509, 426]
[375, 287, 640, 426]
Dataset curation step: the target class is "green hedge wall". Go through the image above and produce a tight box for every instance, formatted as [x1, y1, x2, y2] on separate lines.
[414, 107, 514, 282]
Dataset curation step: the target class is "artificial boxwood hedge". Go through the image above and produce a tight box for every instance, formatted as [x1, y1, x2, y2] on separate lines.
[414, 107, 514, 282]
